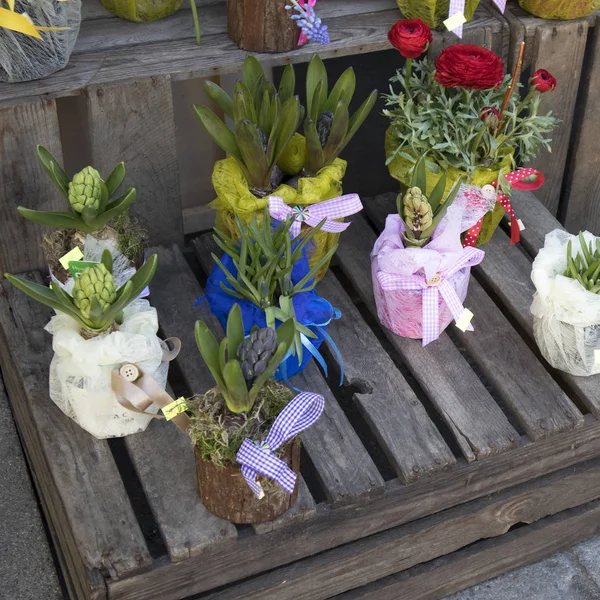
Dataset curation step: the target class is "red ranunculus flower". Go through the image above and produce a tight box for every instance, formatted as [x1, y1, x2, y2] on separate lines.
[434, 45, 505, 90]
[531, 69, 557, 93]
[388, 19, 433, 59]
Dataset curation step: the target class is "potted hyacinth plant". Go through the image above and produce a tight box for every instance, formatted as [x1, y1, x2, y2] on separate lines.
[194, 54, 375, 281]
[5, 251, 172, 439]
[189, 306, 324, 523]
[384, 18, 558, 246]
[372, 156, 487, 345]
[18, 146, 147, 284]
[531, 230, 600, 377]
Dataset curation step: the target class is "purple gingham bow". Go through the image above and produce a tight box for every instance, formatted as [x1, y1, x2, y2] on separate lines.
[236, 392, 325, 499]
[448, 0, 506, 37]
[268, 194, 363, 239]
[377, 247, 485, 346]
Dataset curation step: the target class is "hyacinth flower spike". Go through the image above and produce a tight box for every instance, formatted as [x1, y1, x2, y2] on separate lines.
[285, 0, 329, 45]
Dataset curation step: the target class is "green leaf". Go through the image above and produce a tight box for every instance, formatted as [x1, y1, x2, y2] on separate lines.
[309, 80, 323, 124]
[235, 120, 271, 189]
[16, 207, 86, 231]
[222, 360, 252, 413]
[195, 321, 227, 389]
[323, 100, 349, 165]
[37, 145, 69, 198]
[304, 119, 325, 176]
[204, 80, 234, 118]
[306, 55, 328, 122]
[89, 295, 105, 325]
[193, 104, 243, 162]
[248, 340, 289, 404]
[267, 95, 302, 166]
[337, 89, 377, 156]
[122, 253, 158, 300]
[81, 206, 99, 226]
[413, 155, 427, 192]
[243, 55, 264, 97]
[325, 67, 356, 113]
[233, 81, 257, 124]
[91, 188, 137, 231]
[275, 317, 295, 349]
[105, 163, 126, 198]
[100, 249, 113, 272]
[428, 172, 447, 213]
[258, 88, 272, 136]
[4, 274, 71, 318]
[278, 64, 296, 104]
[226, 304, 245, 361]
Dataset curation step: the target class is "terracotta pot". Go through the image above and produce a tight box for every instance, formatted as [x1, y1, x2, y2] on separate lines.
[518, 0, 598, 19]
[101, 0, 183, 22]
[195, 440, 301, 523]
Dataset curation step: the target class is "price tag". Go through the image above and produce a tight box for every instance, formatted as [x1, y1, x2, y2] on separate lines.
[455, 309, 474, 332]
[517, 219, 525, 231]
[162, 397, 188, 421]
[58, 247, 83, 270]
[444, 12, 467, 31]
[68, 260, 98, 278]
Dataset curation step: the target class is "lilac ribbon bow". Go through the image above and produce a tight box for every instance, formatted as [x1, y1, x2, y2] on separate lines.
[268, 194, 363, 239]
[377, 246, 485, 346]
[236, 392, 325, 499]
[448, 0, 506, 37]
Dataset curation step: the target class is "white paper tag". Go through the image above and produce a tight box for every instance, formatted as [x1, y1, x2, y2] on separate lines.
[444, 12, 467, 31]
[455, 309, 474, 332]
[595, 349, 600, 365]
[517, 219, 525, 231]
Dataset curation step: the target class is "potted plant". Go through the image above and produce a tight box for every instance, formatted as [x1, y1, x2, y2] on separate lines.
[0, 0, 81, 83]
[531, 230, 600, 376]
[396, 0, 482, 29]
[205, 207, 343, 380]
[195, 55, 375, 280]
[17, 146, 147, 285]
[371, 157, 486, 345]
[4, 250, 174, 439]
[384, 19, 557, 245]
[518, 0, 600, 20]
[189, 305, 324, 523]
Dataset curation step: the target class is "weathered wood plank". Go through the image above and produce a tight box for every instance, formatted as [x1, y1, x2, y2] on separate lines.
[0, 274, 152, 594]
[338, 208, 520, 462]
[193, 458, 600, 600]
[191, 235, 385, 504]
[107, 415, 600, 600]
[0, 100, 65, 276]
[87, 77, 183, 246]
[336, 499, 600, 600]
[319, 273, 457, 477]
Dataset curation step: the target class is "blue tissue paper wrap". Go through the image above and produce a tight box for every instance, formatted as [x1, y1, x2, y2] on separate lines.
[205, 250, 336, 379]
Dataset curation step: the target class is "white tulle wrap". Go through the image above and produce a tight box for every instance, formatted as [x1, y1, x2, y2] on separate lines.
[531, 229, 600, 376]
[44, 300, 167, 438]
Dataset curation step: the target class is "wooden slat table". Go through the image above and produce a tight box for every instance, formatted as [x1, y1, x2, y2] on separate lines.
[2, 191, 600, 600]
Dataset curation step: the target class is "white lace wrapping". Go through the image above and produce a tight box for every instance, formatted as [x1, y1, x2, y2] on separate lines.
[44, 300, 168, 438]
[531, 229, 600, 376]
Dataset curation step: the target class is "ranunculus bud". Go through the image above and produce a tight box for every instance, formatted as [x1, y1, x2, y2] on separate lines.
[530, 69, 557, 93]
[388, 18, 433, 59]
[480, 106, 500, 129]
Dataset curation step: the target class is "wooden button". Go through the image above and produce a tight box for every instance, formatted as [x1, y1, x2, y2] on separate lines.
[119, 364, 140, 382]
[426, 273, 442, 287]
[481, 184, 497, 198]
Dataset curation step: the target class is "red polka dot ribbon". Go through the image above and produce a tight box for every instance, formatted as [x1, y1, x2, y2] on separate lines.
[463, 168, 545, 247]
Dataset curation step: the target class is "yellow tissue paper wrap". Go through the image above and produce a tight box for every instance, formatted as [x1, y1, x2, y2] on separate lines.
[396, 0, 481, 28]
[210, 156, 347, 281]
[518, 0, 598, 19]
[100, 0, 183, 22]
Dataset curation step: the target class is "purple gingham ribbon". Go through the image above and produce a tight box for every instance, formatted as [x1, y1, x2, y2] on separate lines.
[268, 194, 363, 239]
[236, 392, 325, 499]
[448, 0, 506, 37]
[377, 247, 485, 346]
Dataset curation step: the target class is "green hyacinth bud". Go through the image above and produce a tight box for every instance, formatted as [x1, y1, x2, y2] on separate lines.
[72, 263, 117, 318]
[68, 167, 102, 214]
[403, 187, 433, 235]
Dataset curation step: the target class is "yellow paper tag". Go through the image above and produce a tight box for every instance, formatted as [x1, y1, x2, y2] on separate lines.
[162, 397, 188, 421]
[444, 12, 467, 31]
[58, 246, 83, 270]
[517, 219, 525, 231]
[455, 309, 474, 332]
[595, 349, 600, 364]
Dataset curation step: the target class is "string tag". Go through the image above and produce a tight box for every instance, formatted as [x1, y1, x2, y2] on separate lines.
[444, 12, 467, 31]
[162, 397, 188, 421]
[517, 219, 525, 231]
[455, 309, 474, 332]
[59, 247, 83, 270]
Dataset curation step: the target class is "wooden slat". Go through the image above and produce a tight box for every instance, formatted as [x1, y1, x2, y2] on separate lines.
[336, 499, 600, 600]
[87, 77, 183, 246]
[0, 274, 152, 596]
[0, 100, 65, 276]
[337, 209, 520, 462]
[107, 416, 600, 600]
[194, 459, 600, 600]
[191, 235, 385, 504]
[319, 273, 457, 477]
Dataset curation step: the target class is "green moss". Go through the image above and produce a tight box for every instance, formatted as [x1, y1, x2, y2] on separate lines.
[187, 381, 296, 468]
[113, 211, 148, 266]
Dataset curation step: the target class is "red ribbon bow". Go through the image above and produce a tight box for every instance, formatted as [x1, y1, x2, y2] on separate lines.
[463, 168, 544, 247]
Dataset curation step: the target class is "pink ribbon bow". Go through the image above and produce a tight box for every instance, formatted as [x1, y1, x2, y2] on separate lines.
[448, 0, 506, 37]
[268, 194, 363, 239]
[376, 246, 485, 346]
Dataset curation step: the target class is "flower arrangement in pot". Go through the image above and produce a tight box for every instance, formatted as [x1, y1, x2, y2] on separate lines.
[531, 230, 600, 377]
[372, 156, 489, 345]
[0, 0, 81, 83]
[18, 146, 147, 285]
[384, 18, 558, 246]
[4, 250, 177, 438]
[194, 55, 374, 281]
[188, 306, 324, 523]
[518, 0, 600, 20]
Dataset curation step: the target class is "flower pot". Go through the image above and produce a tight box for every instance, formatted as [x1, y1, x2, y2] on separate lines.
[227, 0, 298, 52]
[396, 0, 480, 28]
[518, 0, 598, 20]
[210, 154, 347, 282]
[101, 0, 183, 22]
[195, 440, 301, 523]
[0, 0, 81, 83]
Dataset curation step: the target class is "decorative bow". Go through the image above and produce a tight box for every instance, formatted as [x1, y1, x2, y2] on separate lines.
[463, 168, 545, 247]
[268, 194, 363, 239]
[377, 247, 485, 346]
[447, 0, 506, 37]
[236, 392, 325, 498]
[0, 0, 69, 39]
